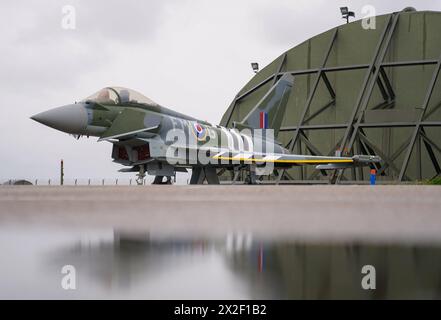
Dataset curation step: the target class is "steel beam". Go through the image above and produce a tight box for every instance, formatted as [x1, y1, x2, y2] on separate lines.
[420, 128, 441, 175]
[416, 134, 422, 180]
[230, 59, 437, 109]
[376, 76, 390, 101]
[281, 123, 348, 131]
[344, 13, 399, 154]
[299, 132, 327, 176]
[423, 100, 441, 120]
[330, 13, 396, 183]
[321, 73, 336, 99]
[420, 129, 441, 154]
[371, 100, 395, 110]
[376, 137, 411, 176]
[272, 53, 287, 86]
[280, 121, 441, 132]
[358, 131, 409, 179]
[379, 67, 396, 100]
[303, 100, 335, 124]
[381, 59, 438, 68]
[288, 28, 338, 152]
[399, 51, 441, 181]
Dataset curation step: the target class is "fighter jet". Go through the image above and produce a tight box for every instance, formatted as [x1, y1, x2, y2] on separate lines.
[31, 75, 380, 184]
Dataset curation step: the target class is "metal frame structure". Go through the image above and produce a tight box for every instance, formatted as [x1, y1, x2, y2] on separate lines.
[223, 12, 441, 184]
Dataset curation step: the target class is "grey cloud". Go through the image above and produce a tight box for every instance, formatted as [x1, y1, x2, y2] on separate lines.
[13, 0, 174, 45]
[0, 0, 175, 94]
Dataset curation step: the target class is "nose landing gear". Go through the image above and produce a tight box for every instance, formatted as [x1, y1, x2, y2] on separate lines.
[136, 164, 175, 185]
[136, 165, 146, 185]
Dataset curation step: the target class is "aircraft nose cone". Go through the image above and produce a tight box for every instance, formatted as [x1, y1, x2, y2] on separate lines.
[31, 104, 88, 134]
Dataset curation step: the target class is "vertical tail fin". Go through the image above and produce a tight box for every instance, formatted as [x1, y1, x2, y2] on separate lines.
[240, 74, 294, 136]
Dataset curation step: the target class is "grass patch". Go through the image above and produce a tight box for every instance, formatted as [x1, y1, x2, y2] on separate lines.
[425, 177, 441, 185]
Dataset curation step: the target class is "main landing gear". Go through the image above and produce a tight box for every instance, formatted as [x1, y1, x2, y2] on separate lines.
[152, 176, 173, 184]
[189, 167, 220, 184]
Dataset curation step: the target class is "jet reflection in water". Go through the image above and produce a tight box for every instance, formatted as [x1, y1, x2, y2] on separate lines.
[45, 230, 441, 299]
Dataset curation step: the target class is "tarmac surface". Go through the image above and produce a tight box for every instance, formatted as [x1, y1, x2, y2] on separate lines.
[1, 185, 441, 244]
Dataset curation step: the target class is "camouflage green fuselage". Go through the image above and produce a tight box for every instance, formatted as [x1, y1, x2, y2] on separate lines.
[85, 101, 287, 168]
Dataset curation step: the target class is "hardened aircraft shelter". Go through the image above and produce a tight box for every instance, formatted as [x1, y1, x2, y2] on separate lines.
[220, 9, 441, 184]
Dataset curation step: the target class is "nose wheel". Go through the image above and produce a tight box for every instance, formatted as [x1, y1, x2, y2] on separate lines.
[136, 165, 174, 185]
[136, 165, 146, 185]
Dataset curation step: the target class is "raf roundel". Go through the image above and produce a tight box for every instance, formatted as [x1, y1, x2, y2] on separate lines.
[193, 122, 207, 141]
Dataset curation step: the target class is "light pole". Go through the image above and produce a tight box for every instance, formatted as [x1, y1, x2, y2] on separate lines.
[60, 159, 64, 186]
[340, 7, 355, 24]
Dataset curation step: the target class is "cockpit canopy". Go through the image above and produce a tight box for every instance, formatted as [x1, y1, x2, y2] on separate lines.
[82, 87, 159, 106]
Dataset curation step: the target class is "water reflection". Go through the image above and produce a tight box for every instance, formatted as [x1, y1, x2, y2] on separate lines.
[1, 227, 441, 299]
[226, 241, 441, 299]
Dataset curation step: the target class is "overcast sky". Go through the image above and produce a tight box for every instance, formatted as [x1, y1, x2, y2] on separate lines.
[1, 0, 440, 184]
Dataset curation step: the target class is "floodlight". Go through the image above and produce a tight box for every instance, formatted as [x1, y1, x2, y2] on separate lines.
[340, 7, 355, 23]
[251, 62, 259, 73]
